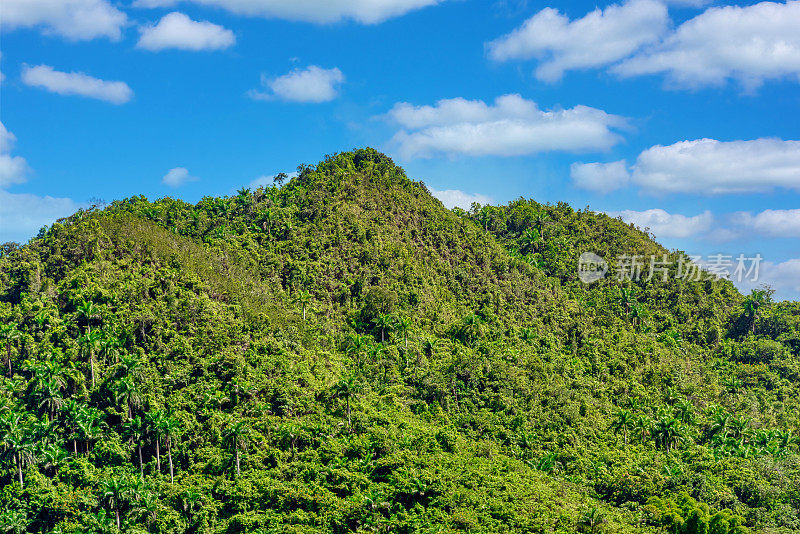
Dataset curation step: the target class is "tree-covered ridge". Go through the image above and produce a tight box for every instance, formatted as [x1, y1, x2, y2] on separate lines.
[0, 148, 798, 533]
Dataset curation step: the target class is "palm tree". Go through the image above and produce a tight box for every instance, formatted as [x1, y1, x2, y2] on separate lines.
[78, 330, 101, 389]
[76, 406, 104, 454]
[674, 399, 695, 425]
[136, 485, 160, 532]
[579, 507, 606, 534]
[709, 410, 731, 440]
[617, 288, 637, 317]
[0, 412, 35, 488]
[375, 313, 394, 344]
[729, 416, 751, 440]
[633, 414, 652, 442]
[114, 375, 142, 420]
[158, 415, 179, 484]
[0, 322, 20, 377]
[742, 288, 772, 334]
[61, 399, 83, 454]
[122, 415, 147, 477]
[146, 410, 166, 474]
[610, 409, 633, 445]
[532, 209, 551, 237]
[395, 316, 411, 349]
[223, 421, 250, 478]
[101, 475, 129, 530]
[520, 229, 540, 254]
[332, 375, 361, 428]
[652, 416, 683, 453]
[98, 332, 123, 365]
[77, 300, 100, 336]
[33, 376, 64, 420]
[40, 443, 69, 477]
[295, 290, 311, 322]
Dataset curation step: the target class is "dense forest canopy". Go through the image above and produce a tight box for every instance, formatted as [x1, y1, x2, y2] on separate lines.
[0, 149, 798, 533]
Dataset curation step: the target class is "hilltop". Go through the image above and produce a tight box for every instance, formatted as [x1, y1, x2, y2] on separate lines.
[0, 149, 798, 534]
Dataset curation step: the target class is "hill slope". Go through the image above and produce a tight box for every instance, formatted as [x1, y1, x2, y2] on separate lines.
[0, 149, 798, 534]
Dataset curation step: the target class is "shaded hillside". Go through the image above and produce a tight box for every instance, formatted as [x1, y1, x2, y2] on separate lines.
[0, 149, 798, 534]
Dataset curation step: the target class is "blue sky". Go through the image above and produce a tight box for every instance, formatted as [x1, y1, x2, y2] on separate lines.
[1, 0, 799, 298]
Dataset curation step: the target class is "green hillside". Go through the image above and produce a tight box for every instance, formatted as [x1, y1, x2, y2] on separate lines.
[1, 149, 798, 534]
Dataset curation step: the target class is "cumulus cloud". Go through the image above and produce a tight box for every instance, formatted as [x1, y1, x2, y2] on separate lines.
[487, 0, 668, 82]
[384, 94, 626, 159]
[614, 0, 800, 90]
[1, 0, 127, 41]
[21, 65, 133, 104]
[570, 160, 631, 194]
[162, 167, 198, 187]
[737, 258, 800, 300]
[631, 138, 800, 194]
[0, 123, 29, 189]
[428, 187, 492, 210]
[0, 190, 84, 243]
[132, 0, 443, 24]
[610, 208, 714, 238]
[733, 209, 800, 238]
[250, 66, 345, 103]
[137, 12, 235, 51]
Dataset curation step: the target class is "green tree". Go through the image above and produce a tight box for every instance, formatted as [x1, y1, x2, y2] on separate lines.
[652, 416, 683, 453]
[223, 420, 250, 478]
[332, 375, 362, 428]
[579, 507, 606, 534]
[101, 474, 129, 530]
[742, 288, 772, 334]
[610, 409, 633, 445]
[0, 322, 20, 377]
[295, 290, 311, 322]
[395, 315, 411, 349]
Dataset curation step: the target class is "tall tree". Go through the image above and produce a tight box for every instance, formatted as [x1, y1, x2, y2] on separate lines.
[332, 375, 361, 428]
[101, 475, 129, 530]
[295, 290, 311, 322]
[158, 415, 179, 484]
[0, 322, 20, 377]
[610, 409, 633, 445]
[395, 315, 411, 349]
[146, 410, 167, 474]
[223, 421, 250, 478]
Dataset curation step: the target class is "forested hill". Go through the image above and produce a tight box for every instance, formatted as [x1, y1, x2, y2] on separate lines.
[1, 148, 799, 534]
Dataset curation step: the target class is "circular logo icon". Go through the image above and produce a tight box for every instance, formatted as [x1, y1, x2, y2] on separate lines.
[578, 252, 608, 283]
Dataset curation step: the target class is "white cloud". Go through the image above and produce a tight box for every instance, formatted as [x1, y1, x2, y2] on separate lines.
[570, 160, 630, 194]
[734, 209, 800, 238]
[0, 123, 29, 189]
[737, 258, 800, 300]
[384, 94, 626, 159]
[21, 65, 133, 104]
[610, 208, 714, 238]
[250, 66, 345, 103]
[132, 0, 443, 24]
[0, 190, 84, 243]
[137, 12, 235, 51]
[631, 138, 800, 194]
[1, 0, 126, 41]
[429, 187, 492, 210]
[614, 0, 800, 90]
[487, 0, 668, 82]
[162, 167, 197, 187]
